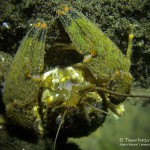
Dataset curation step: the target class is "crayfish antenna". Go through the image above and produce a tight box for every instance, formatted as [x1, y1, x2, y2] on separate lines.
[82, 101, 108, 115]
[81, 101, 117, 118]
[54, 110, 67, 150]
[96, 87, 150, 99]
[82, 102, 124, 119]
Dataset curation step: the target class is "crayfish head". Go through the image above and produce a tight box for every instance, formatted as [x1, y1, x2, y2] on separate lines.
[108, 70, 133, 104]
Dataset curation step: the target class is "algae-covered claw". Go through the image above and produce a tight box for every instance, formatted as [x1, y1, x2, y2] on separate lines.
[58, 6, 133, 104]
[3, 22, 47, 134]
